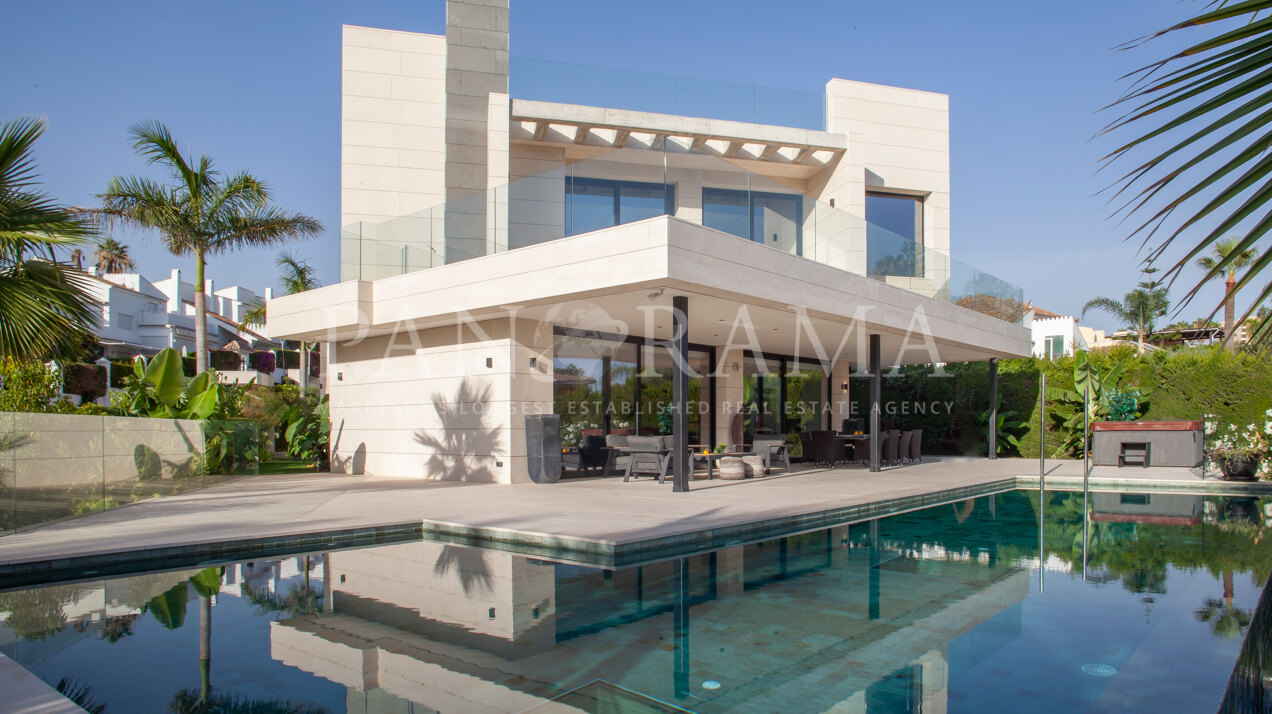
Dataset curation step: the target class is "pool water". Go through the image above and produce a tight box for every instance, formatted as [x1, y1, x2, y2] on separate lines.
[2, 489, 1270, 713]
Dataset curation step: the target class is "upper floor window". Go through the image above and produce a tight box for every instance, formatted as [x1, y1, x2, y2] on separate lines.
[564, 177, 674, 237]
[702, 188, 802, 255]
[116, 312, 134, 331]
[1044, 335, 1065, 359]
[866, 191, 923, 278]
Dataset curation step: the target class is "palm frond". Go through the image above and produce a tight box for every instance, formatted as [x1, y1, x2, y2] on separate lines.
[1102, 1, 1272, 324]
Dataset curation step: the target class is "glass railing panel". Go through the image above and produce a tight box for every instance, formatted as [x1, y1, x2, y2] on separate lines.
[510, 57, 825, 131]
[0, 412, 15, 532]
[8, 412, 105, 530]
[336, 146, 1024, 323]
[106, 415, 208, 507]
[203, 420, 260, 484]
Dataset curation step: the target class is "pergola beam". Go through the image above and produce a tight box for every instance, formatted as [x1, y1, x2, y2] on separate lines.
[724, 140, 745, 158]
[612, 128, 629, 148]
[533, 121, 549, 141]
[793, 146, 815, 164]
[758, 144, 782, 161]
[573, 125, 591, 144]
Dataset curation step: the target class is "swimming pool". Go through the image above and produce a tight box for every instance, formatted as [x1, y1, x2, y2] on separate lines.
[2, 488, 1269, 713]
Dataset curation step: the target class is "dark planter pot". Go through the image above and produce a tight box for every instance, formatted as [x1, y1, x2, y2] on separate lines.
[1220, 455, 1261, 481]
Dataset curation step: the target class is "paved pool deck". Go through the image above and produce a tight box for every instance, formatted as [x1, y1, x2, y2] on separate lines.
[0, 456, 1267, 583]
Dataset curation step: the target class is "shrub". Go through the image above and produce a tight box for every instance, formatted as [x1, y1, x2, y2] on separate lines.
[281, 350, 300, 369]
[1105, 389, 1141, 422]
[109, 360, 132, 388]
[248, 351, 276, 373]
[209, 350, 242, 372]
[61, 363, 107, 402]
[309, 350, 321, 377]
[181, 355, 196, 377]
[0, 358, 62, 412]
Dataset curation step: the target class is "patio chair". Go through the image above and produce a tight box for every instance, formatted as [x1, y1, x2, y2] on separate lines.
[752, 436, 791, 474]
[884, 429, 901, 466]
[602, 434, 628, 475]
[806, 430, 838, 466]
[623, 436, 671, 483]
[843, 438, 865, 466]
[898, 431, 914, 465]
[578, 434, 608, 472]
[909, 429, 922, 464]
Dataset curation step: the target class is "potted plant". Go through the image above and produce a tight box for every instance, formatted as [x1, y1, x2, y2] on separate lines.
[1211, 420, 1269, 481]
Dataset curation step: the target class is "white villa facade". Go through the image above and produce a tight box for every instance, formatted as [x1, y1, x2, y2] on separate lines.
[1023, 306, 1107, 359]
[87, 267, 277, 358]
[268, 0, 1032, 484]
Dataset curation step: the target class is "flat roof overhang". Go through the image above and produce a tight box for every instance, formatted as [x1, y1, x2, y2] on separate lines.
[268, 216, 1031, 366]
[510, 99, 847, 181]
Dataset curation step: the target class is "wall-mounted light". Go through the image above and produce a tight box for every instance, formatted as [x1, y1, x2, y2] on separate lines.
[488, 608, 496, 619]
[841, 381, 849, 392]
[337, 372, 343, 381]
[529, 357, 537, 368]
[486, 357, 493, 368]
[731, 362, 740, 372]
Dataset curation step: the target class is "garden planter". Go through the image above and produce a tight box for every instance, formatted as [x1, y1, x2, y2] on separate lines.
[1219, 456, 1260, 482]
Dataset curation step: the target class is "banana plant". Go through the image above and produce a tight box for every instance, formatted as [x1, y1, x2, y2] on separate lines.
[977, 405, 1028, 456]
[121, 348, 220, 420]
[1045, 351, 1143, 457]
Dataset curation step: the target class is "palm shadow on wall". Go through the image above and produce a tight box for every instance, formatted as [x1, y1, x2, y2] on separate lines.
[433, 544, 493, 595]
[413, 380, 504, 482]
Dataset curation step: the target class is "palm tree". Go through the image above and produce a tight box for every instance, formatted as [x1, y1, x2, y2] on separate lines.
[240, 250, 321, 389]
[92, 236, 135, 274]
[1102, 2, 1272, 348]
[1196, 238, 1258, 351]
[1083, 288, 1170, 352]
[98, 121, 322, 372]
[0, 117, 98, 360]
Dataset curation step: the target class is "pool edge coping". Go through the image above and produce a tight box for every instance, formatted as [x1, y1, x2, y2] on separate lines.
[3, 473, 1271, 582]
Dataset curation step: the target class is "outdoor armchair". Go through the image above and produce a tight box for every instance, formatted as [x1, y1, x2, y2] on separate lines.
[623, 436, 672, 484]
[751, 436, 791, 474]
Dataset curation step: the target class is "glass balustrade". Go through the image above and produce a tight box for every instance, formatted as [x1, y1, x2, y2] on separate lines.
[510, 57, 826, 131]
[338, 147, 1025, 325]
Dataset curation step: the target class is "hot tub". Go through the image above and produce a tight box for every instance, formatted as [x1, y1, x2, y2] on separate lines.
[1091, 420, 1203, 468]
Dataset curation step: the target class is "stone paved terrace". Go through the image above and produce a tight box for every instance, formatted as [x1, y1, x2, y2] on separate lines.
[0, 457, 1267, 583]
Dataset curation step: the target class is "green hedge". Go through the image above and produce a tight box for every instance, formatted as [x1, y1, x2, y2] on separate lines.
[848, 345, 1272, 458]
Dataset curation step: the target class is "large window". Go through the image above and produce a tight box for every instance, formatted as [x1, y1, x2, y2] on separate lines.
[564, 177, 674, 237]
[702, 188, 802, 255]
[553, 329, 713, 447]
[866, 191, 923, 278]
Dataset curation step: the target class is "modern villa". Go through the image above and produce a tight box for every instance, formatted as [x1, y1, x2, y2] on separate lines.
[266, 0, 1032, 484]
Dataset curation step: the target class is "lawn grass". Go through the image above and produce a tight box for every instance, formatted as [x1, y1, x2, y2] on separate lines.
[258, 459, 318, 476]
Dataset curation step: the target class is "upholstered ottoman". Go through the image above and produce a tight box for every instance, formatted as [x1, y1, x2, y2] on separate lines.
[741, 455, 766, 477]
[717, 457, 747, 480]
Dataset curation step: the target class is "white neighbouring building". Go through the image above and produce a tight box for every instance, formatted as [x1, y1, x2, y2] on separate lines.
[84, 267, 278, 358]
[1023, 305, 1107, 358]
[267, 0, 1032, 483]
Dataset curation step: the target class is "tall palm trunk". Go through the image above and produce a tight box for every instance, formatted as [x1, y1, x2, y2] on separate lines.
[199, 594, 211, 701]
[1224, 275, 1237, 353]
[194, 250, 208, 373]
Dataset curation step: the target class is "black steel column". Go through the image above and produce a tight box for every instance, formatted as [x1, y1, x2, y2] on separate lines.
[673, 557, 691, 699]
[672, 295, 690, 493]
[988, 357, 999, 460]
[869, 334, 881, 472]
[601, 355, 612, 435]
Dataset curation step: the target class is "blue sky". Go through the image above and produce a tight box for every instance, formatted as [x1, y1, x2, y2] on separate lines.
[5, 0, 1243, 331]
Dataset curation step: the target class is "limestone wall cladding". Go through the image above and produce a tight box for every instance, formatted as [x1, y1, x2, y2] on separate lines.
[341, 25, 447, 229]
[815, 79, 950, 278]
[328, 318, 551, 482]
